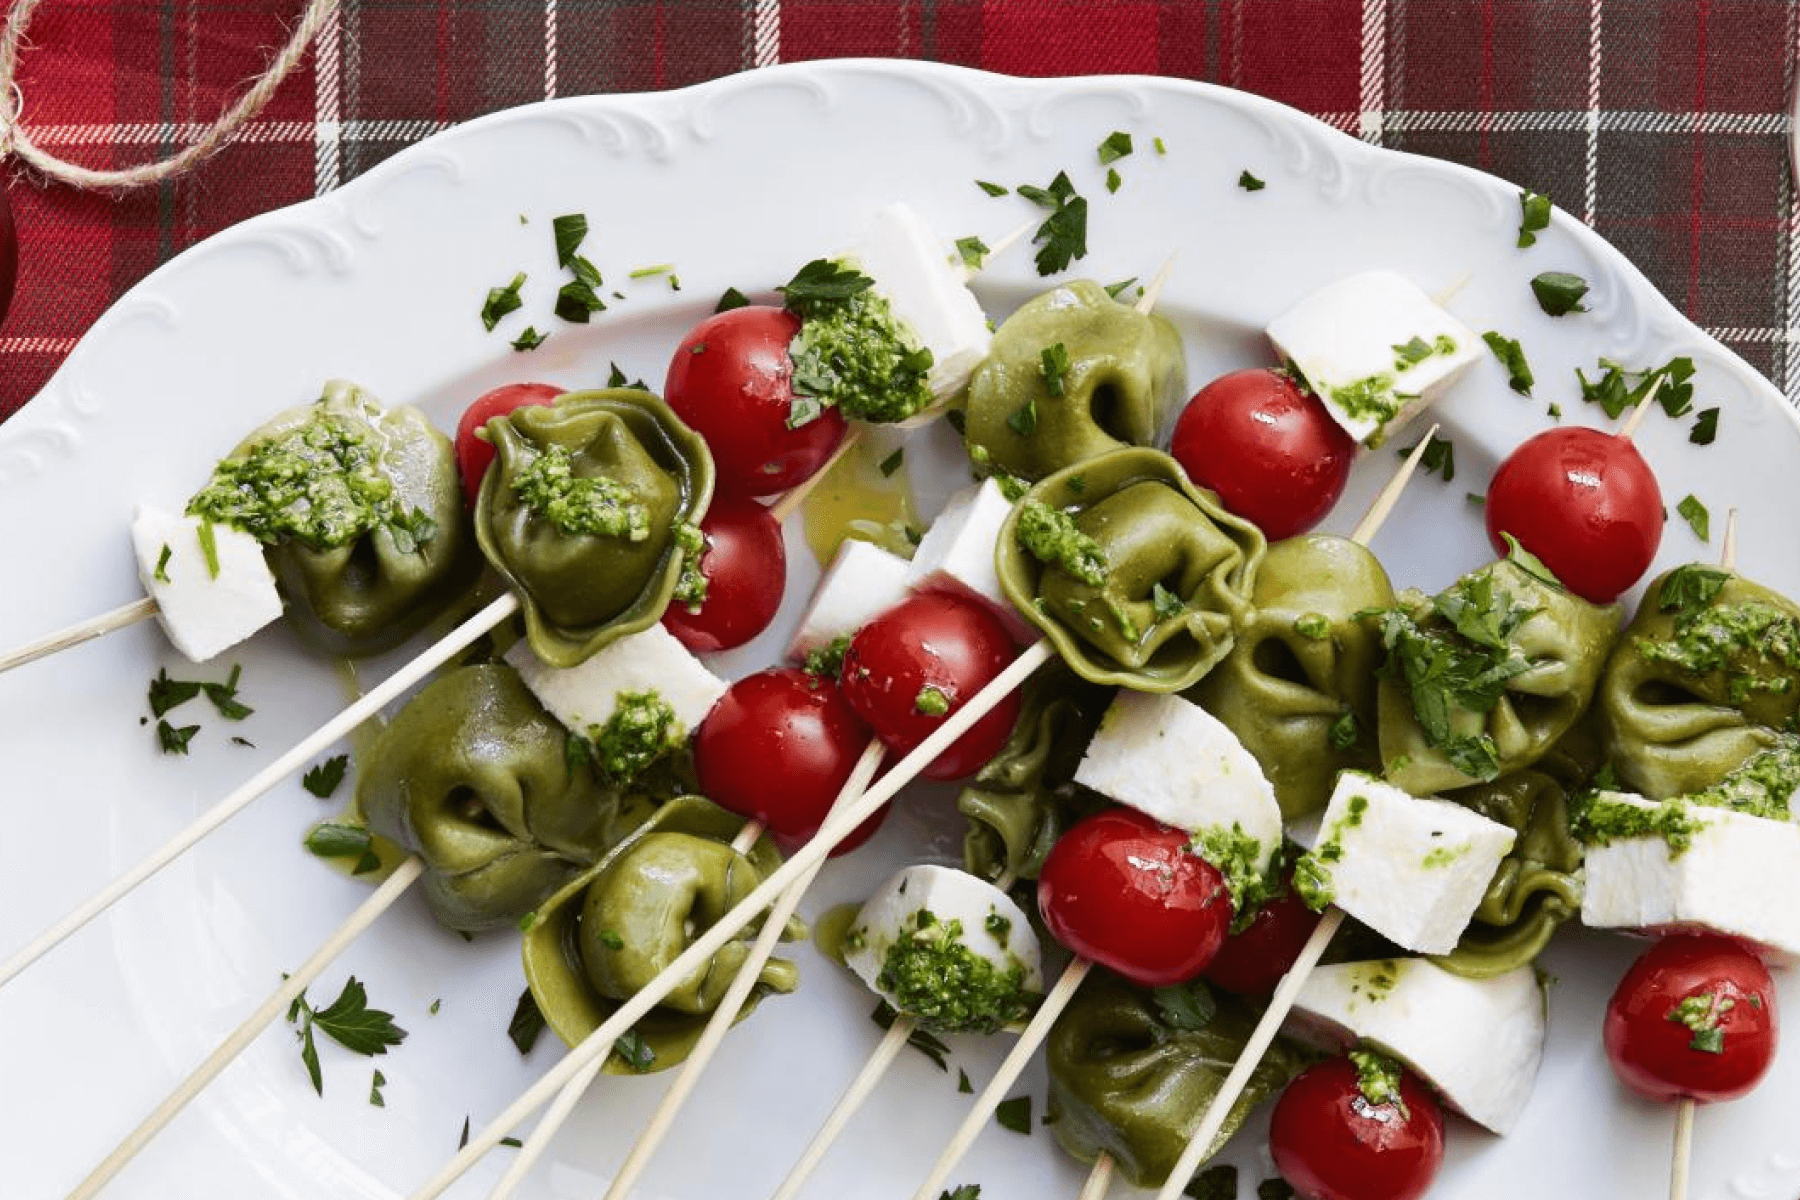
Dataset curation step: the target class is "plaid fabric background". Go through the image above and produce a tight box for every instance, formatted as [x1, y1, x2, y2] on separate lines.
[1, 0, 1796, 422]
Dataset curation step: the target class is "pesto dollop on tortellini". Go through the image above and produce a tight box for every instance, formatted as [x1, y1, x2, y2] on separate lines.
[1189, 534, 1394, 821]
[357, 664, 659, 932]
[520, 797, 802, 1074]
[1601, 565, 1800, 802]
[996, 448, 1264, 692]
[475, 389, 714, 668]
[1372, 556, 1622, 794]
[187, 379, 476, 656]
[964, 280, 1185, 481]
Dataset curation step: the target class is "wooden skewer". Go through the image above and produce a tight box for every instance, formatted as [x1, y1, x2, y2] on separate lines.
[1618, 375, 1669, 442]
[0, 591, 520, 991]
[1135, 255, 1176, 316]
[407, 638, 1055, 1200]
[768, 431, 863, 524]
[0, 595, 157, 675]
[69, 856, 426, 1200]
[1351, 424, 1441, 545]
[1075, 1150, 1115, 1200]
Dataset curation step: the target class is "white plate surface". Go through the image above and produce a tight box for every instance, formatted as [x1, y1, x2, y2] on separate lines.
[2, 60, 1797, 1200]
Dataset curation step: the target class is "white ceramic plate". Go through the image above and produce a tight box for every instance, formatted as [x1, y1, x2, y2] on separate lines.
[2, 60, 1797, 1200]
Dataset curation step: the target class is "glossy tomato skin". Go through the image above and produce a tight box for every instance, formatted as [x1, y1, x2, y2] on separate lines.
[664, 306, 848, 499]
[693, 667, 887, 857]
[1202, 879, 1322, 997]
[1169, 369, 1356, 542]
[838, 591, 1020, 782]
[1604, 934, 1778, 1104]
[1036, 807, 1232, 987]
[1485, 426, 1662, 603]
[454, 382, 563, 505]
[662, 497, 788, 653]
[1269, 1056, 1446, 1200]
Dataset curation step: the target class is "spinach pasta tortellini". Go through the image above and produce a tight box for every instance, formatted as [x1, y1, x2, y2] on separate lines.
[1601, 565, 1800, 801]
[187, 379, 477, 656]
[521, 796, 803, 1074]
[1373, 557, 1622, 794]
[997, 448, 1265, 692]
[963, 280, 1185, 481]
[475, 389, 714, 668]
[358, 663, 653, 932]
[1046, 970, 1306, 1188]
[1189, 533, 1394, 820]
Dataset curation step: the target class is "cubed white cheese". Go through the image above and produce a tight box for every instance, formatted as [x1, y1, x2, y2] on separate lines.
[1073, 690, 1284, 871]
[1297, 771, 1516, 954]
[1581, 791, 1800, 964]
[507, 624, 727, 737]
[785, 538, 914, 663]
[842, 864, 1043, 1010]
[1288, 958, 1547, 1134]
[840, 202, 992, 426]
[1265, 270, 1481, 448]
[908, 479, 1032, 644]
[130, 504, 282, 663]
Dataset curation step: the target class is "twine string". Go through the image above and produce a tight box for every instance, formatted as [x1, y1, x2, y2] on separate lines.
[0, 0, 339, 189]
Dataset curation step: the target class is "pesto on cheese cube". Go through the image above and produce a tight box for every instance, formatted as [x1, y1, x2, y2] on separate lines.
[507, 623, 727, 737]
[785, 538, 914, 664]
[909, 478, 1033, 644]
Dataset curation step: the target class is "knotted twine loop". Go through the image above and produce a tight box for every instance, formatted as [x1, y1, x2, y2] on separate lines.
[0, 0, 340, 189]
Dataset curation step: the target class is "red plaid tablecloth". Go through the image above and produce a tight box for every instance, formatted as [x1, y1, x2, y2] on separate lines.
[0, 0, 1795, 422]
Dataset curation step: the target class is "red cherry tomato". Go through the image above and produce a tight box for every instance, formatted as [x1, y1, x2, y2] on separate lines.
[1269, 1055, 1446, 1200]
[1169, 368, 1356, 542]
[693, 667, 887, 857]
[1036, 807, 1232, 988]
[1202, 875, 1322, 997]
[1604, 934, 1778, 1104]
[1485, 425, 1663, 603]
[664, 306, 848, 499]
[454, 382, 563, 505]
[661, 497, 788, 653]
[838, 591, 1021, 782]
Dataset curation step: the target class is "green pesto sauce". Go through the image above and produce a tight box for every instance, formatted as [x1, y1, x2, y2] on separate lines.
[1639, 601, 1800, 676]
[1346, 959, 1400, 1002]
[1420, 841, 1470, 869]
[1295, 794, 1368, 910]
[1575, 792, 1703, 857]
[189, 414, 399, 549]
[915, 686, 951, 716]
[803, 634, 852, 679]
[984, 911, 1012, 941]
[1349, 1046, 1409, 1114]
[511, 444, 651, 540]
[1683, 739, 1800, 821]
[1015, 500, 1107, 586]
[789, 279, 935, 424]
[873, 909, 1034, 1034]
[588, 690, 681, 783]
[1390, 333, 1458, 373]
[1189, 823, 1275, 920]
[670, 521, 708, 611]
[1294, 613, 1333, 640]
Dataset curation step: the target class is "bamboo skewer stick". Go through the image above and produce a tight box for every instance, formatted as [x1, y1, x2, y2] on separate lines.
[1075, 1150, 1115, 1200]
[0, 595, 157, 674]
[69, 856, 427, 1200]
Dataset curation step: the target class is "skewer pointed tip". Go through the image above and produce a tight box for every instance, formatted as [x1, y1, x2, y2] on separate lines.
[1349, 422, 1440, 547]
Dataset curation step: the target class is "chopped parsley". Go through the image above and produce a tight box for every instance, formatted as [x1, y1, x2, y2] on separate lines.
[552, 214, 589, 266]
[715, 286, 751, 312]
[1328, 709, 1359, 751]
[976, 179, 1009, 197]
[995, 1095, 1032, 1134]
[1185, 1166, 1238, 1200]
[1572, 791, 1702, 856]
[1667, 990, 1733, 1054]
[1481, 330, 1535, 395]
[508, 989, 546, 1054]
[149, 667, 203, 717]
[510, 326, 547, 352]
[612, 1029, 656, 1072]
[915, 686, 951, 716]
[1006, 397, 1038, 438]
[605, 361, 649, 391]
[1152, 979, 1218, 1032]
[286, 976, 407, 1096]
[873, 912, 1036, 1034]
[782, 258, 934, 425]
[879, 448, 905, 477]
[1103, 277, 1137, 300]
[157, 719, 200, 755]
[1105, 167, 1122, 194]
[369, 1068, 387, 1107]
[1530, 271, 1589, 316]
[671, 521, 708, 612]
[871, 999, 954, 1069]
[152, 544, 173, 583]
[1151, 582, 1186, 621]
[1237, 170, 1266, 192]
[551, 215, 606, 321]
[195, 518, 221, 579]
[305, 822, 381, 874]
[1576, 355, 1696, 420]
[1349, 1047, 1409, 1116]
[1014, 501, 1106, 586]
[1676, 494, 1710, 542]
[1097, 131, 1134, 164]
[1516, 189, 1552, 248]
[1154, 136, 1168, 155]
[303, 754, 350, 798]
[1015, 170, 1088, 275]
[628, 263, 673, 280]
[1397, 433, 1455, 482]
[511, 444, 650, 540]
[480, 271, 526, 331]
[954, 236, 989, 271]
[1295, 613, 1332, 640]
[1657, 564, 1730, 624]
[804, 633, 852, 679]
[1690, 407, 1720, 445]
[1039, 342, 1071, 396]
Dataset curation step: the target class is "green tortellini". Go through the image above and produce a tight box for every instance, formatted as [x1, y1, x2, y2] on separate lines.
[997, 448, 1265, 692]
[475, 389, 714, 668]
[1601, 566, 1800, 800]
[1046, 971, 1306, 1189]
[964, 280, 1186, 481]
[358, 664, 652, 932]
[1374, 558, 1622, 794]
[958, 663, 1111, 883]
[187, 379, 477, 656]
[1189, 534, 1394, 820]
[520, 796, 803, 1074]
[1430, 769, 1583, 978]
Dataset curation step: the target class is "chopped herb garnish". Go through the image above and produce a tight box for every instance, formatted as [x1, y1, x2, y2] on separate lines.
[1517, 189, 1552, 248]
[149, 667, 203, 717]
[871, 999, 953, 1070]
[995, 1095, 1032, 1134]
[941, 1187, 981, 1200]
[369, 1068, 387, 1107]
[1259, 1180, 1298, 1200]
[1015, 500, 1106, 586]
[1677, 494, 1710, 541]
[554, 276, 606, 323]
[1007, 398, 1038, 438]
[1467, 492, 1486, 506]
[552, 213, 589, 267]
[1040, 342, 1071, 396]
[1328, 709, 1359, 750]
[1151, 582, 1186, 622]
[1097, 131, 1134, 164]
[1667, 991, 1733, 1054]
[879, 448, 905, 477]
[612, 1029, 656, 1072]
[1481, 330, 1535, 395]
[303, 754, 350, 799]
[1185, 1165, 1238, 1200]
[1349, 1046, 1409, 1116]
[1103, 277, 1137, 300]
[1530, 271, 1589, 316]
[1397, 432, 1455, 482]
[778, 258, 875, 305]
[480, 271, 527, 331]
[605, 361, 649, 391]
[429, 999, 442, 1015]
[597, 929, 626, 951]
[804, 633, 852, 679]
[1576, 355, 1695, 420]
[1152, 980, 1217, 1031]
[1690, 407, 1720, 445]
[195, 519, 221, 579]
[508, 989, 546, 1055]
[915, 686, 951, 716]
[458, 1116, 470, 1149]
[153, 543, 173, 583]
[1238, 170, 1266, 192]
[510, 325, 547, 352]
[305, 822, 381, 874]
[1500, 532, 1564, 589]
[1015, 170, 1088, 275]
[1658, 564, 1730, 624]
[1548, 403, 1563, 419]
[958, 1069, 973, 1093]
[628, 263, 673, 279]
[157, 719, 200, 755]
[955, 236, 989, 271]
[715, 286, 751, 312]
[976, 179, 1009, 197]
[1105, 167, 1122, 194]
[1154, 136, 1168, 155]
[286, 976, 407, 1096]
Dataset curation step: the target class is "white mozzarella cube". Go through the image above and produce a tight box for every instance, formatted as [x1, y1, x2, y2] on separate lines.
[842, 864, 1044, 1013]
[1073, 690, 1284, 874]
[785, 538, 914, 663]
[908, 479, 1032, 644]
[1297, 771, 1516, 954]
[1581, 792, 1800, 964]
[130, 505, 282, 662]
[840, 202, 993, 425]
[507, 624, 727, 737]
[1265, 269, 1481, 448]
[1289, 958, 1547, 1134]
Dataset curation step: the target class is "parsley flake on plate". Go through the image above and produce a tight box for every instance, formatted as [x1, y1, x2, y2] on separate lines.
[1481, 330, 1535, 395]
[1516, 189, 1552, 247]
[1530, 271, 1589, 316]
[286, 975, 407, 1096]
[480, 271, 526, 331]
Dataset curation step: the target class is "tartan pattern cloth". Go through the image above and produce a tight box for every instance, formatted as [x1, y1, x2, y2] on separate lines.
[1, 0, 1797, 422]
